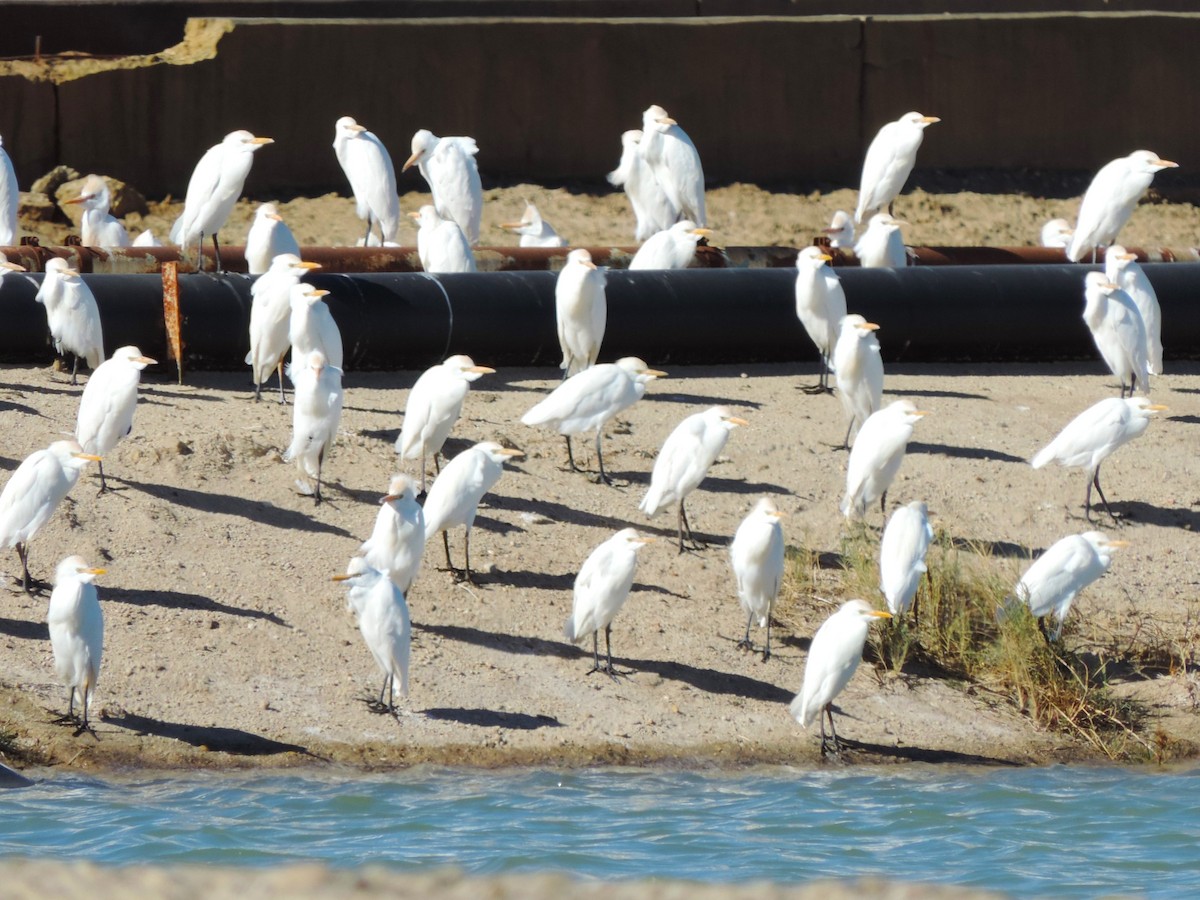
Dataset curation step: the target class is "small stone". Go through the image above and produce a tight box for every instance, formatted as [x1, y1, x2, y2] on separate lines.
[18, 191, 57, 222]
[31, 164, 81, 197]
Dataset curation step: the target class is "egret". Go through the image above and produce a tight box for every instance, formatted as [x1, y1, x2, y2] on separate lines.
[246, 254, 322, 402]
[607, 129, 678, 241]
[64, 175, 129, 249]
[411, 205, 476, 274]
[823, 210, 855, 248]
[169, 130, 274, 272]
[48, 555, 106, 730]
[0, 134, 16, 246]
[639, 105, 706, 226]
[499, 201, 567, 247]
[403, 129, 482, 245]
[854, 112, 939, 224]
[132, 229, 162, 247]
[729, 497, 785, 660]
[395, 354, 495, 494]
[244, 202, 300, 275]
[565, 528, 654, 679]
[289, 283, 343, 370]
[789, 598, 891, 755]
[1105, 246, 1163, 376]
[639, 405, 748, 553]
[0, 440, 99, 592]
[556, 248, 607, 378]
[521, 356, 665, 484]
[333, 116, 400, 247]
[422, 441, 523, 584]
[34, 258, 104, 385]
[1082, 271, 1149, 397]
[795, 246, 847, 394]
[1067, 150, 1178, 263]
[1014, 531, 1126, 641]
[833, 315, 883, 449]
[854, 214, 908, 268]
[628, 220, 712, 271]
[1031, 395, 1165, 521]
[360, 474, 425, 594]
[1041, 218, 1073, 249]
[283, 350, 343, 504]
[879, 500, 934, 619]
[841, 400, 927, 519]
[332, 563, 410, 713]
[75, 345, 156, 493]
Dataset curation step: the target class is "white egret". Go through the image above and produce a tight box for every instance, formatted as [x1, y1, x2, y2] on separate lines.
[879, 500, 934, 619]
[131, 229, 162, 248]
[284, 351, 343, 504]
[1031, 395, 1165, 521]
[639, 105, 706, 226]
[556, 248, 607, 378]
[564, 528, 654, 679]
[521, 356, 665, 484]
[1067, 150, 1178, 263]
[410, 205, 476, 274]
[789, 598, 891, 755]
[1082, 271, 1149, 397]
[422, 441, 523, 584]
[823, 210, 855, 248]
[854, 112, 939, 224]
[628, 220, 712, 271]
[244, 202, 300, 275]
[639, 405, 748, 552]
[1105, 245, 1163, 376]
[1041, 218, 1073, 249]
[794, 246, 847, 394]
[1014, 531, 1126, 641]
[729, 497, 785, 660]
[360, 474, 425, 594]
[246, 254, 321, 402]
[607, 129, 678, 242]
[854, 213, 908, 268]
[0, 440, 98, 592]
[403, 129, 482, 245]
[841, 400, 927, 519]
[499, 201, 567, 247]
[833, 315, 884, 449]
[64, 175, 129, 249]
[333, 563, 410, 713]
[0, 134, 16, 246]
[289, 283, 343, 370]
[75, 345, 155, 493]
[48, 555, 106, 730]
[169, 130, 274, 271]
[333, 116, 400, 247]
[395, 354, 495, 494]
[34, 258, 104, 385]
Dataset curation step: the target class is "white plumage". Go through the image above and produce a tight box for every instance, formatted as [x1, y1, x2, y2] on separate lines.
[404, 129, 482, 246]
[1105, 246, 1163, 376]
[628, 220, 711, 271]
[246, 254, 321, 402]
[244, 202, 300, 275]
[638, 104, 706, 226]
[66, 175, 129, 249]
[841, 400, 927, 519]
[284, 351, 343, 503]
[360, 474, 425, 594]
[336, 563, 410, 712]
[879, 500, 934, 618]
[854, 213, 908, 268]
[608, 128, 678, 242]
[854, 112, 939, 224]
[75, 345, 155, 492]
[1015, 531, 1124, 640]
[288, 283, 343, 370]
[48, 555, 105, 728]
[0, 134, 16, 247]
[729, 497, 785, 660]
[823, 210, 855, 248]
[412, 204, 476, 274]
[333, 116, 400, 247]
[794, 246, 847, 394]
[34, 258, 104, 384]
[1082, 271, 1149, 397]
[564, 528, 653, 677]
[1040, 218, 1073, 249]
[833, 314, 884, 448]
[555, 248, 607, 377]
[1067, 150, 1177, 263]
[499, 201, 567, 247]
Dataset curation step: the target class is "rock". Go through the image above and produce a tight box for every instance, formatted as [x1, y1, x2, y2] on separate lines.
[17, 191, 56, 222]
[56, 176, 149, 227]
[30, 164, 80, 197]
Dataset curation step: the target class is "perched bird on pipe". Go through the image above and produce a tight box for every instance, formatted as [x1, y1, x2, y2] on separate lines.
[1040, 218, 1073, 249]
[75, 345, 156, 493]
[854, 111, 939, 224]
[1105, 245, 1163, 377]
[246, 254, 322, 403]
[729, 497, 785, 661]
[1082, 271, 1149, 398]
[640, 405, 748, 553]
[833, 315, 883, 450]
[333, 562, 410, 714]
[333, 116, 400, 248]
[628, 220, 712, 271]
[360, 474, 425, 595]
[34, 258, 104, 385]
[879, 500, 934, 620]
[638, 105, 706, 227]
[48, 555, 106, 732]
[1031, 396, 1165, 522]
[556, 248, 607, 378]
[411, 205, 476, 274]
[0, 134, 16, 247]
[608, 129, 678, 242]
[289, 283, 343, 371]
[244, 202, 300, 275]
[854, 214, 908, 268]
[1067, 150, 1178, 263]
[404, 129, 482, 246]
[794, 246, 847, 395]
[841, 400, 927, 519]
[789, 598, 891, 756]
[564, 527, 654, 680]
[499, 201, 567, 247]
[284, 350, 343, 504]
[64, 175, 129, 249]
[1013, 531, 1126, 641]
[823, 210, 855, 248]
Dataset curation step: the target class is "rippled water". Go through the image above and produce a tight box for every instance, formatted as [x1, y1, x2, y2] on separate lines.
[1, 765, 1197, 896]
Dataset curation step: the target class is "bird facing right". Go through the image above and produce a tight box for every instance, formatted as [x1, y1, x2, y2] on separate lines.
[333, 116, 400, 247]
[246, 254, 322, 403]
[841, 400, 927, 519]
[48, 554, 106, 730]
[628, 220, 712, 271]
[74, 345, 156, 493]
[1014, 531, 1126, 640]
[1105, 245, 1163, 377]
[555, 248, 607, 378]
[1081, 271, 1149, 398]
[1067, 150, 1178, 263]
[854, 214, 908, 268]
[854, 111, 940, 224]
[729, 497, 785, 661]
[833, 315, 884, 449]
[794, 246, 847, 395]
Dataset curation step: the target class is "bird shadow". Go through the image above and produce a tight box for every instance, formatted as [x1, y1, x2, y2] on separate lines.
[0, 455, 19, 472]
[0, 381, 79, 398]
[1166, 415, 1200, 426]
[613, 654, 795, 703]
[907, 442, 1027, 464]
[704, 475, 795, 496]
[416, 622, 576, 659]
[138, 386, 223, 403]
[102, 711, 316, 757]
[486, 494, 643, 533]
[0, 616, 48, 641]
[948, 535, 1032, 560]
[833, 735, 1023, 767]
[359, 427, 400, 444]
[105, 587, 289, 625]
[472, 514, 525, 536]
[645, 392, 764, 410]
[0, 400, 44, 417]
[883, 388, 990, 401]
[1106, 501, 1200, 531]
[421, 708, 563, 730]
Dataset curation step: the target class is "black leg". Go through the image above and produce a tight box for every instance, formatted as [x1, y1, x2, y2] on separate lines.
[17, 543, 30, 594]
[603, 624, 619, 682]
[96, 460, 108, 494]
[836, 418, 853, 452]
[462, 528, 474, 584]
[276, 358, 287, 405]
[1092, 466, 1116, 522]
[212, 233, 224, 274]
[364, 214, 374, 247]
[71, 354, 79, 386]
[313, 447, 324, 505]
[763, 619, 772, 662]
[565, 435, 582, 473]
[737, 611, 754, 652]
[827, 705, 841, 754]
[880, 490, 888, 517]
[679, 502, 702, 552]
[441, 530, 453, 571]
[196, 231, 206, 273]
[594, 432, 614, 486]
[587, 631, 601, 674]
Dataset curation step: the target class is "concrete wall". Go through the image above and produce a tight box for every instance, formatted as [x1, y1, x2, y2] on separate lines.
[2, 14, 1198, 197]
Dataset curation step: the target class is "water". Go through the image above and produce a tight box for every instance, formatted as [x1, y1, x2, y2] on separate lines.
[2, 765, 1199, 896]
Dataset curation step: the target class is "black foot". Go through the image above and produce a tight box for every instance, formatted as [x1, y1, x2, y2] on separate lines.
[735, 638, 754, 653]
[800, 383, 834, 395]
[586, 662, 629, 683]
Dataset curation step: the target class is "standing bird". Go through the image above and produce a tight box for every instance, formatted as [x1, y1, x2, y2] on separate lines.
[499, 201, 567, 247]
[360, 474, 425, 595]
[879, 500, 934, 620]
[854, 214, 908, 268]
[638, 104, 706, 226]
[289, 283, 343, 370]
[131, 229, 163, 248]
[395, 354, 495, 494]
[244, 202, 300, 275]
[169, 130, 274, 271]
[1040, 218, 1073, 249]
[639, 405, 748, 552]
[34, 258, 104, 385]
[729, 497, 785, 660]
[1105, 246, 1163, 376]
[607, 129, 678, 242]
[1014, 531, 1126, 641]
[1031, 395, 1165, 522]
[422, 441, 523, 584]
[565, 528, 654, 679]
[410, 205, 476, 274]
[521, 356, 665, 484]
[794, 246, 848, 394]
[65, 175, 129, 249]
[555, 248, 607, 378]
[1067, 150, 1178, 263]
[48, 555, 105, 730]
[854, 111, 940, 224]
[333, 116, 400, 247]
[833, 315, 884, 449]
[823, 210, 855, 248]
[790, 599, 892, 754]
[0, 440, 99, 592]
[284, 351, 344, 504]
[1082, 271, 1149, 397]
[0, 134, 16, 247]
[75, 345, 156, 493]
[628, 220, 712, 271]
[333, 563, 410, 713]
[403, 129, 482, 246]
[841, 400, 928, 519]
[246, 254, 322, 402]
